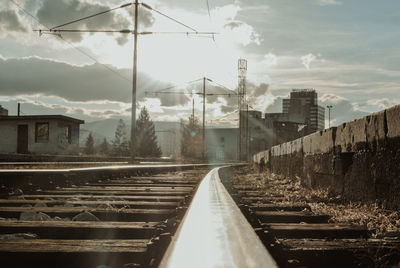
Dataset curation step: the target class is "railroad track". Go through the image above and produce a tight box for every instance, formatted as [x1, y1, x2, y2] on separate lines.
[0, 165, 211, 268]
[1, 164, 398, 267]
[219, 167, 400, 268]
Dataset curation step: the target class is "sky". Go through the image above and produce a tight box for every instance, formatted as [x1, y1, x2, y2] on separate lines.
[0, 0, 399, 127]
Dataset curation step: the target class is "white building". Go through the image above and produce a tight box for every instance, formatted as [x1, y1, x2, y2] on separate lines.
[0, 114, 84, 155]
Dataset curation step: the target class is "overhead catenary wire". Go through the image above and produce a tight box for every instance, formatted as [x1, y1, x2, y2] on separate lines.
[141, 3, 198, 32]
[146, 78, 203, 94]
[57, 35, 132, 83]
[50, 3, 133, 30]
[146, 77, 237, 97]
[206, 0, 211, 19]
[208, 79, 237, 95]
[9, 0, 132, 83]
[38, 29, 217, 36]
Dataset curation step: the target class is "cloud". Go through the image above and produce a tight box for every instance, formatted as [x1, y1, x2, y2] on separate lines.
[264, 53, 278, 67]
[319, 93, 369, 126]
[316, 0, 342, 6]
[209, 4, 261, 46]
[0, 10, 27, 33]
[36, 0, 153, 44]
[0, 94, 133, 122]
[158, 94, 189, 107]
[249, 83, 269, 98]
[0, 55, 169, 103]
[300, 53, 316, 70]
[224, 21, 243, 29]
[366, 98, 398, 110]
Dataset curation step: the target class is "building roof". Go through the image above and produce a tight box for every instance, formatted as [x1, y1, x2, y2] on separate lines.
[0, 115, 84, 124]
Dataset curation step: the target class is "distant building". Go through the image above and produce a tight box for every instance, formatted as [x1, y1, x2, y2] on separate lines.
[235, 89, 326, 159]
[0, 105, 8, 116]
[281, 89, 325, 132]
[0, 115, 84, 155]
[205, 128, 238, 161]
[154, 122, 182, 158]
[159, 89, 325, 161]
[264, 89, 325, 146]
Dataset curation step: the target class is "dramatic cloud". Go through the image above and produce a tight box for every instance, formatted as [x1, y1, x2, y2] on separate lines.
[249, 83, 269, 98]
[0, 10, 27, 33]
[158, 94, 189, 107]
[0, 55, 169, 103]
[36, 0, 154, 43]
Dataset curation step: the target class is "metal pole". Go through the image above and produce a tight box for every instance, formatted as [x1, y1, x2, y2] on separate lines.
[131, 0, 138, 163]
[327, 105, 332, 128]
[192, 98, 195, 119]
[328, 108, 330, 128]
[238, 100, 241, 161]
[202, 77, 206, 160]
[246, 104, 250, 161]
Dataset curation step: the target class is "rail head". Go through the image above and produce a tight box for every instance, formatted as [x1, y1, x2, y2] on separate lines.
[0, 163, 244, 176]
[159, 166, 277, 268]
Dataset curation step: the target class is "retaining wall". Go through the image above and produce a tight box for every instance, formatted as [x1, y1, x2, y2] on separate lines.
[254, 105, 400, 209]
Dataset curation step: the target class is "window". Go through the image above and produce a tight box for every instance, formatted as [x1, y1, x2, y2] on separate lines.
[35, 122, 49, 142]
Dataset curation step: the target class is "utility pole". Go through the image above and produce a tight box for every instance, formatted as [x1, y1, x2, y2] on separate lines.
[246, 103, 249, 161]
[131, 0, 139, 163]
[145, 77, 237, 161]
[192, 99, 195, 118]
[327, 105, 333, 128]
[202, 77, 206, 160]
[34, 2, 216, 163]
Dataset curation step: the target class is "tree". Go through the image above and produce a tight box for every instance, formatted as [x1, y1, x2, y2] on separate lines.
[180, 115, 202, 159]
[112, 119, 130, 156]
[84, 132, 95, 155]
[98, 138, 109, 156]
[135, 107, 162, 157]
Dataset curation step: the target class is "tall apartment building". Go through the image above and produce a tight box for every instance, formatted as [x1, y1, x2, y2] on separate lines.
[282, 89, 325, 132]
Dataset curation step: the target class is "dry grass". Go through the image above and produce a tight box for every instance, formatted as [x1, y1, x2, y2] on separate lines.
[233, 165, 400, 238]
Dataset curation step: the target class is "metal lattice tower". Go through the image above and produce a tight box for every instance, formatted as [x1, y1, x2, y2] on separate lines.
[238, 59, 247, 109]
[238, 59, 248, 161]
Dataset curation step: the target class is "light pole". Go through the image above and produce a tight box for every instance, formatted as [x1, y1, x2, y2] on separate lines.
[327, 105, 333, 128]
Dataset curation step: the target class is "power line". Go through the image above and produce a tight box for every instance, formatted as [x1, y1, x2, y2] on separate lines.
[57, 35, 131, 83]
[9, 0, 131, 83]
[40, 29, 217, 36]
[141, 3, 197, 32]
[148, 78, 203, 93]
[51, 3, 133, 30]
[208, 79, 237, 95]
[32, 0, 217, 162]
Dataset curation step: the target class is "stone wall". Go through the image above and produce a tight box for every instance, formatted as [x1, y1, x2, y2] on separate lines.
[253, 105, 400, 209]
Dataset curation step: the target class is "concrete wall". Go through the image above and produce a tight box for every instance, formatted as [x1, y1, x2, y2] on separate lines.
[0, 119, 80, 155]
[253, 105, 400, 209]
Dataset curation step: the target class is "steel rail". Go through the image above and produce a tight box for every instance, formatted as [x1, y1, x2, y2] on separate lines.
[159, 167, 277, 268]
[0, 163, 237, 175]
